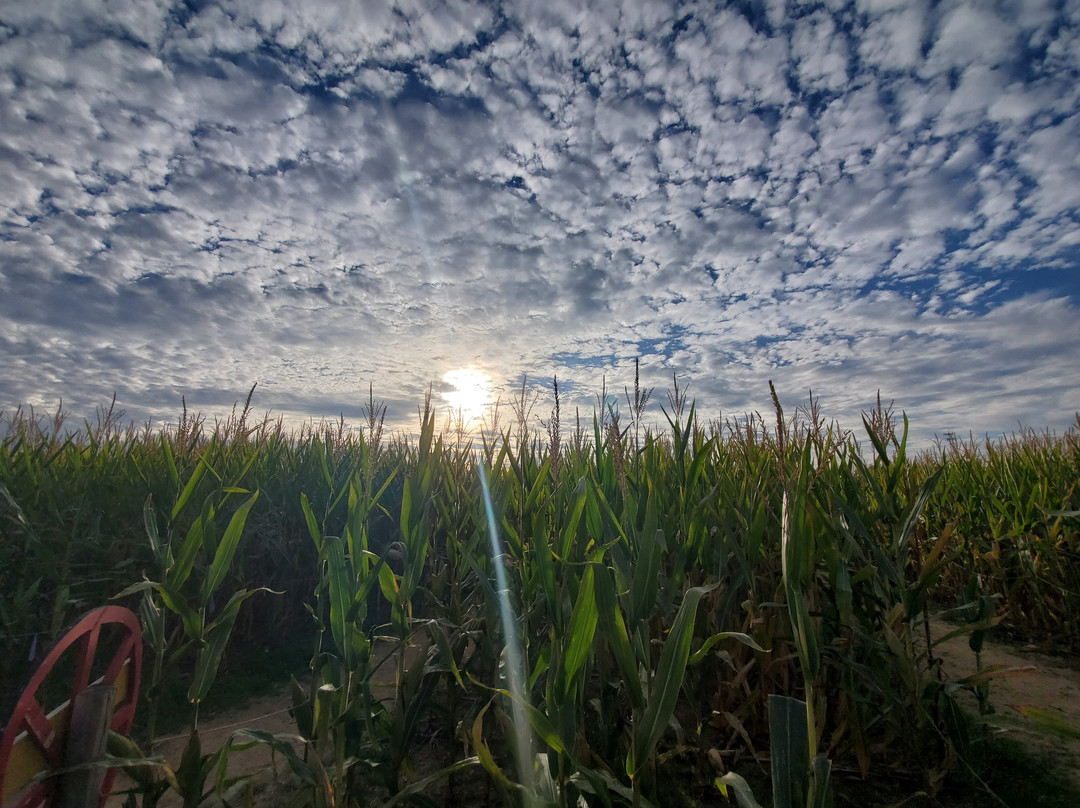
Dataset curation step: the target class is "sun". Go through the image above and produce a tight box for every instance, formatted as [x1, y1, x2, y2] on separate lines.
[441, 368, 493, 424]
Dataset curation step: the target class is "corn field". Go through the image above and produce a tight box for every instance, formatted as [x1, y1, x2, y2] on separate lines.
[1, 384, 1078, 807]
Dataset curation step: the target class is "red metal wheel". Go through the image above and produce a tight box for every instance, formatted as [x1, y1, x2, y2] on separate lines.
[0, 606, 142, 808]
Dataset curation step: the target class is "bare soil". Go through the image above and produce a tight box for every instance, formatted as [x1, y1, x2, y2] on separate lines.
[106, 641, 407, 807]
[926, 617, 1080, 789]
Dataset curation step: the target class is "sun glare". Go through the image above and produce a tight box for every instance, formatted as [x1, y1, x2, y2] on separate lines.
[442, 368, 493, 424]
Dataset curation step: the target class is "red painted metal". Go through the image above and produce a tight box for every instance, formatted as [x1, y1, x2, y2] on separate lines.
[0, 606, 142, 808]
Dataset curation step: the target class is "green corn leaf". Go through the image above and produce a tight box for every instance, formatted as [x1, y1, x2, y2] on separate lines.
[170, 514, 206, 591]
[319, 445, 332, 492]
[533, 532, 559, 631]
[585, 489, 605, 549]
[346, 482, 364, 559]
[326, 473, 350, 521]
[176, 729, 203, 803]
[523, 456, 552, 514]
[930, 615, 1002, 648]
[781, 490, 816, 588]
[377, 757, 480, 808]
[529, 643, 552, 692]
[171, 457, 208, 524]
[629, 525, 665, 631]
[631, 582, 717, 776]
[688, 631, 764, 665]
[188, 587, 272, 703]
[557, 564, 598, 700]
[572, 765, 658, 808]
[144, 497, 162, 559]
[400, 477, 414, 545]
[138, 594, 164, 652]
[425, 619, 466, 690]
[558, 488, 588, 560]
[593, 563, 643, 710]
[831, 558, 854, 628]
[300, 492, 321, 553]
[786, 586, 820, 681]
[161, 434, 180, 491]
[231, 729, 315, 787]
[116, 580, 202, 641]
[289, 677, 314, 740]
[588, 478, 630, 545]
[390, 638, 438, 775]
[912, 526, 953, 603]
[683, 435, 715, 510]
[323, 535, 353, 665]
[769, 694, 810, 808]
[811, 753, 833, 808]
[896, 467, 943, 559]
[378, 561, 400, 606]
[469, 676, 568, 756]
[629, 485, 663, 630]
[346, 549, 386, 623]
[200, 490, 259, 604]
[198, 496, 219, 575]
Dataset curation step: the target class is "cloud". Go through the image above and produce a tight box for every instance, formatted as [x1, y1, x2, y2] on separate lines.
[1, 0, 1078, 446]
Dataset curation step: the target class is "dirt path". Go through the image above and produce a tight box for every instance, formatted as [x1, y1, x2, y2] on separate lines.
[927, 617, 1080, 788]
[106, 641, 408, 807]
[106, 626, 1080, 804]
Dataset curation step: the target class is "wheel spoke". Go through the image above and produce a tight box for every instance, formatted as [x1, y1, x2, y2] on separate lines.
[102, 631, 136, 684]
[23, 699, 61, 766]
[71, 620, 102, 696]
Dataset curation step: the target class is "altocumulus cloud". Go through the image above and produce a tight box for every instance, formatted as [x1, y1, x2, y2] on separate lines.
[1, 0, 1078, 444]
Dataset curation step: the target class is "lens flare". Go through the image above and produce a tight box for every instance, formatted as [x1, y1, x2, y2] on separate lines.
[478, 462, 536, 799]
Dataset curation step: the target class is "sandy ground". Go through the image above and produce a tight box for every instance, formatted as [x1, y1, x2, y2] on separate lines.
[101, 624, 1080, 805]
[926, 617, 1080, 789]
[105, 641, 406, 807]
[107, 687, 302, 807]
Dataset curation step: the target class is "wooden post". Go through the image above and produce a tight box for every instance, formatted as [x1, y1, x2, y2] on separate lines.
[58, 683, 116, 808]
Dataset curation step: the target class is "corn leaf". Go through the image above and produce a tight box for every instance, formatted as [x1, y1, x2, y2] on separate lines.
[1016, 706, 1080, 740]
[688, 631, 764, 665]
[769, 694, 809, 808]
[557, 564, 598, 700]
[471, 698, 520, 791]
[171, 457, 208, 524]
[188, 587, 272, 703]
[300, 492, 322, 553]
[631, 582, 717, 776]
[200, 490, 259, 603]
[593, 563, 643, 709]
[715, 772, 765, 808]
[323, 535, 353, 665]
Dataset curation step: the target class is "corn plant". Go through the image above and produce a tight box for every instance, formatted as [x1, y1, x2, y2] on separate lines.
[107, 458, 268, 807]
[289, 399, 479, 807]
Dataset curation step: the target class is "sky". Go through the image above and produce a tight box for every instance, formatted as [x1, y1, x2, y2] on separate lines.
[1, 0, 1078, 447]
